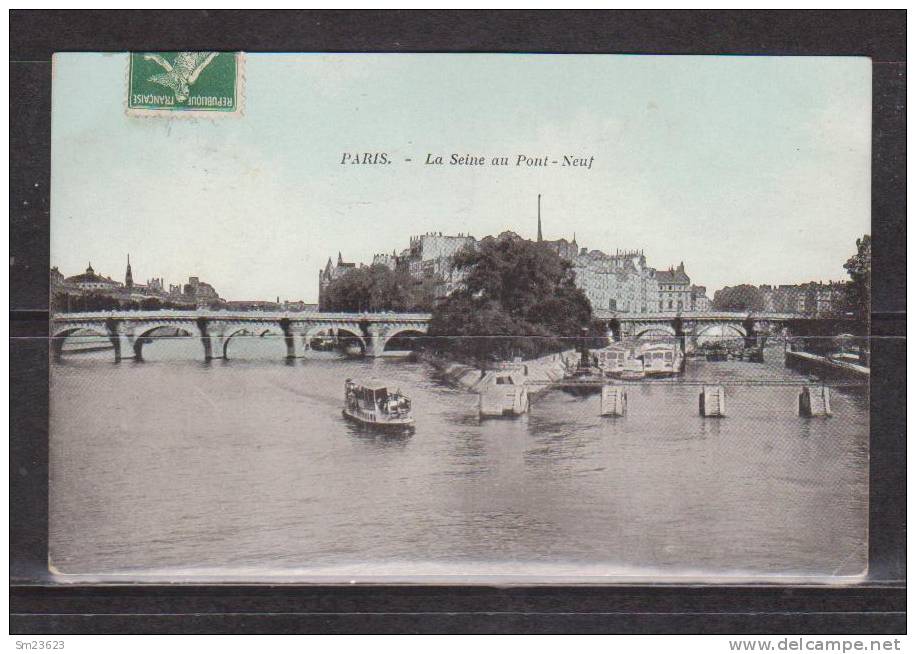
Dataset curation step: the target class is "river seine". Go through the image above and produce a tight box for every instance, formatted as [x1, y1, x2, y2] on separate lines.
[50, 338, 868, 582]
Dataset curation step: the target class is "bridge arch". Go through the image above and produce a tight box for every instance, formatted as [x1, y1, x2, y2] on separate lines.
[695, 322, 747, 346]
[335, 328, 366, 355]
[302, 323, 368, 355]
[51, 326, 110, 360]
[222, 326, 286, 359]
[634, 324, 676, 340]
[382, 327, 428, 352]
[132, 323, 198, 360]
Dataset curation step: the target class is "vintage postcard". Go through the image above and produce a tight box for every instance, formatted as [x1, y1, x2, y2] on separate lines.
[49, 53, 871, 583]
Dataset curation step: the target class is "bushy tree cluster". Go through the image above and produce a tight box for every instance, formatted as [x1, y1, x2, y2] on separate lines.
[426, 234, 598, 364]
[52, 293, 194, 313]
[320, 264, 437, 313]
[711, 284, 766, 312]
[841, 234, 871, 327]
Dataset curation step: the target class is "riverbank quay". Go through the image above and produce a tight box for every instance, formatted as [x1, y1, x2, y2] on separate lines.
[785, 349, 870, 381]
[419, 350, 576, 394]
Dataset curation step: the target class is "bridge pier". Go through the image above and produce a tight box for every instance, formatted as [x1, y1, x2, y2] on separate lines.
[364, 325, 385, 358]
[279, 318, 298, 360]
[197, 317, 213, 362]
[104, 318, 123, 363]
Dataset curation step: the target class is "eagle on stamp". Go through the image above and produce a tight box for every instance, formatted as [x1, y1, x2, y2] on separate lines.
[143, 52, 219, 103]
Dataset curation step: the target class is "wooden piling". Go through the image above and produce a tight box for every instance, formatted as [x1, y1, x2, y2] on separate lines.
[700, 385, 726, 417]
[799, 385, 832, 417]
[600, 385, 627, 417]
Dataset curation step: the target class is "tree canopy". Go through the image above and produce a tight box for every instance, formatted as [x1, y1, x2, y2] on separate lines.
[320, 264, 436, 313]
[841, 234, 871, 326]
[427, 234, 597, 363]
[711, 284, 766, 312]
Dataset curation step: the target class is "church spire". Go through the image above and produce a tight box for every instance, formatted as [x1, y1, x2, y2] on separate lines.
[125, 253, 133, 288]
[537, 194, 543, 242]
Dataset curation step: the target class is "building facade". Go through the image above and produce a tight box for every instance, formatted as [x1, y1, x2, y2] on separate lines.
[757, 281, 847, 318]
[316, 213, 710, 316]
[317, 252, 358, 309]
[656, 262, 692, 312]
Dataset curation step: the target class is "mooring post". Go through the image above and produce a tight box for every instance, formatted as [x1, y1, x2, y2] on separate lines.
[700, 385, 726, 417]
[799, 385, 832, 417]
[600, 385, 627, 417]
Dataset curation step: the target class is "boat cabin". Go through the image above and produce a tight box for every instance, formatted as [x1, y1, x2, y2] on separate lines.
[639, 343, 683, 376]
[345, 379, 410, 415]
[595, 346, 628, 372]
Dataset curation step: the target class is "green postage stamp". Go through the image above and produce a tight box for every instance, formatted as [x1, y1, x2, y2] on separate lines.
[127, 51, 242, 115]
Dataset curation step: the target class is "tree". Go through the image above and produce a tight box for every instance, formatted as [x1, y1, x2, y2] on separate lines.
[140, 297, 163, 311]
[427, 234, 595, 364]
[712, 284, 766, 312]
[321, 264, 435, 313]
[841, 234, 871, 327]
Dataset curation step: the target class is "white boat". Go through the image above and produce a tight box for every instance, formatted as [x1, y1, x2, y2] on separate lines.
[638, 342, 685, 377]
[595, 343, 646, 379]
[595, 344, 629, 375]
[343, 379, 415, 430]
[479, 372, 530, 417]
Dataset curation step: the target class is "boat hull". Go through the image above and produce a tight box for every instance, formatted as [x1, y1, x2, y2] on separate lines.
[342, 408, 415, 431]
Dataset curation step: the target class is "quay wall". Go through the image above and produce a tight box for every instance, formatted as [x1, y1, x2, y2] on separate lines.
[784, 349, 870, 381]
[422, 350, 577, 394]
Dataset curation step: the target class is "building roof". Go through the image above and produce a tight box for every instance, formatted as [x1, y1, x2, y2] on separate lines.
[656, 269, 690, 284]
[65, 264, 121, 286]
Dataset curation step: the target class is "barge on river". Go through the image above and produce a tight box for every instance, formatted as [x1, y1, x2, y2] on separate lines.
[343, 378, 415, 430]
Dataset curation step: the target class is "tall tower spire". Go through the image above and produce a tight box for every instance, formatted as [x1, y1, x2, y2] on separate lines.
[537, 193, 543, 242]
[125, 254, 133, 288]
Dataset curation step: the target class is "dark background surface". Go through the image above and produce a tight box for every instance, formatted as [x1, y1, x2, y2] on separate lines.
[10, 9, 906, 634]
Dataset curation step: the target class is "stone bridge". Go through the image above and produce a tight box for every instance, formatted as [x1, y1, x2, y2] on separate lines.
[52, 309, 812, 362]
[594, 310, 800, 347]
[51, 311, 433, 361]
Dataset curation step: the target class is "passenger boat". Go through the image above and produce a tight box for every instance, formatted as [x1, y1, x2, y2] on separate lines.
[595, 342, 646, 380]
[639, 342, 685, 377]
[479, 371, 530, 417]
[343, 379, 415, 430]
[594, 343, 629, 376]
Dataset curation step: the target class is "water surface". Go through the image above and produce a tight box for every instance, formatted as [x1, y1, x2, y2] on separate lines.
[50, 339, 869, 582]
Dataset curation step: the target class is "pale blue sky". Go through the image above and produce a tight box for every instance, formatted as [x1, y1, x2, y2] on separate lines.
[51, 53, 870, 302]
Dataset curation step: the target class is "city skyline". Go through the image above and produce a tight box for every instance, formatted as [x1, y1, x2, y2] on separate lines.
[52, 54, 870, 302]
[51, 222, 856, 309]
